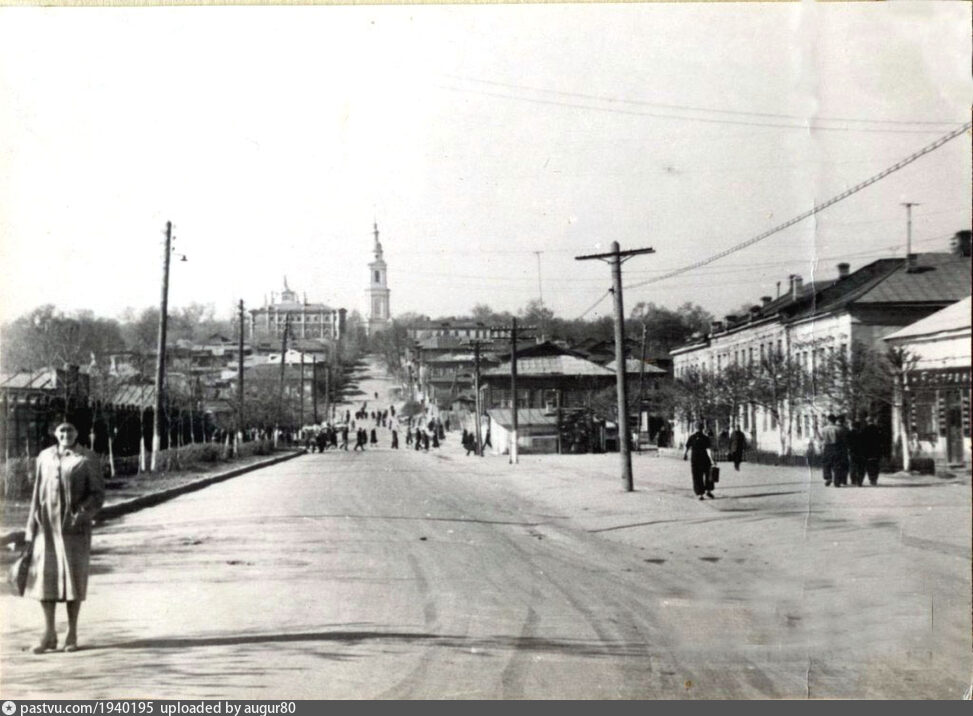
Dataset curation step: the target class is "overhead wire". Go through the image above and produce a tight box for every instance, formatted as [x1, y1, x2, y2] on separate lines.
[437, 83, 964, 135]
[440, 74, 963, 127]
[624, 122, 972, 291]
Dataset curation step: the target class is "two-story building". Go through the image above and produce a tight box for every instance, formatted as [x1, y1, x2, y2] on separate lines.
[670, 245, 971, 455]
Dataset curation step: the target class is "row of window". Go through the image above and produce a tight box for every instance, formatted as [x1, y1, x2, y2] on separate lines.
[678, 341, 849, 377]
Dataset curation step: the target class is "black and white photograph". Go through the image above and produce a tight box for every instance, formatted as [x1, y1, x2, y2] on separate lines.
[0, 1, 970, 700]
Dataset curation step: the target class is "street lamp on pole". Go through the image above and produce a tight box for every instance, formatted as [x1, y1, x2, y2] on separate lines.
[150, 222, 187, 471]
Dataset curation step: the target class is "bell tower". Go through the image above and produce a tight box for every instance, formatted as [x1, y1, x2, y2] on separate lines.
[366, 222, 391, 335]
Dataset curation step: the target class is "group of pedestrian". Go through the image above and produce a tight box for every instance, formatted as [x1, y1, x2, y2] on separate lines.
[818, 414, 882, 487]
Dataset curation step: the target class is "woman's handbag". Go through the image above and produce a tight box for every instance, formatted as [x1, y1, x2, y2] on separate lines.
[710, 465, 720, 484]
[8, 540, 33, 596]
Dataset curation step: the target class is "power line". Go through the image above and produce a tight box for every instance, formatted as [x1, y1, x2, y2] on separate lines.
[441, 74, 963, 127]
[626, 123, 972, 291]
[436, 84, 963, 135]
[577, 289, 613, 319]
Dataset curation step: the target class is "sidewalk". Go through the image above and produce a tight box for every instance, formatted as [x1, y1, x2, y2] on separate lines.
[1, 449, 305, 552]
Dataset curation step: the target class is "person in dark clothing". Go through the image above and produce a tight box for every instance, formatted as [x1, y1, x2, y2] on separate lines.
[861, 415, 883, 485]
[728, 424, 748, 471]
[684, 421, 716, 500]
[819, 414, 843, 487]
[445, 417, 450, 432]
[414, 429, 422, 451]
[391, 429, 399, 449]
[370, 428, 377, 445]
[341, 427, 349, 450]
[422, 431, 430, 451]
[484, 429, 492, 449]
[406, 427, 413, 446]
[353, 429, 365, 451]
[834, 415, 851, 486]
[315, 431, 327, 454]
[431, 431, 440, 449]
[848, 420, 866, 486]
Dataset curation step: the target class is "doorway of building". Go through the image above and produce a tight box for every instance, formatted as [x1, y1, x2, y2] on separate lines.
[945, 390, 964, 465]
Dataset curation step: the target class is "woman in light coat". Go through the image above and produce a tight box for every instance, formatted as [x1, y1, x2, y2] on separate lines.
[23, 422, 104, 653]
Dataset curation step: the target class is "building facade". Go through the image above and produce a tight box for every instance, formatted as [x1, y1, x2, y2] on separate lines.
[884, 296, 971, 471]
[248, 278, 344, 341]
[670, 250, 971, 455]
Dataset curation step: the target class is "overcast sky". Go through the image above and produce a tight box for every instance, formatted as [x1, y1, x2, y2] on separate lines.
[0, 2, 969, 327]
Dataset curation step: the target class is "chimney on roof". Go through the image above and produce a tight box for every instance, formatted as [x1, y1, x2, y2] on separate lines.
[748, 306, 761, 323]
[906, 253, 919, 273]
[724, 314, 738, 324]
[761, 296, 772, 306]
[837, 262, 850, 279]
[951, 230, 971, 257]
[790, 274, 803, 299]
[710, 320, 723, 334]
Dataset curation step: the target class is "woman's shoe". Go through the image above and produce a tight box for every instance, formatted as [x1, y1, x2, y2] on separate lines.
[62, 635, 79, 652]
[32, 635, 57, 654]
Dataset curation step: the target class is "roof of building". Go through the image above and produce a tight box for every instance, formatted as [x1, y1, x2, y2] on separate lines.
[604, 358, 668, 375]
[0, 369, 57, 391]
[484, 354, 614, 378]
[487, 408, 558, 429]
[250, 302, 333, 313]
[107, 381, 157, 408]
[676, 252, 971, 351]
[884, 296, 972, 342]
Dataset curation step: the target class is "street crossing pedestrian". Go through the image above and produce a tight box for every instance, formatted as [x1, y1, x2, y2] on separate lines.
[684, 421, 716, 500]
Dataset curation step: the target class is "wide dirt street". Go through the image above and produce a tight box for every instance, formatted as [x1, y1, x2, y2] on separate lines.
[2, 361, 969, 699]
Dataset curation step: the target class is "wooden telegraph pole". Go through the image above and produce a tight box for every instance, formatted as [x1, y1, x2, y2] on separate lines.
[575, 242, 655, 491]
[237, 299, 245, 435]
[150, 221, 172, 472]
[276, 316, 290, 435]
[311, 355, 319, 424]
[490, 320, 535, 464]
[466, 339, 492, 457]
[299, 350, 305, 427]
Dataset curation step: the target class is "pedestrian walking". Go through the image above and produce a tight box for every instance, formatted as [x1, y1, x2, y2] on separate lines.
[414, 429, 422, 451]
[431, 431, 440, 449]
[406, 428, 413, 446]
[683, 421, 716, 500]
[370, 428, 378, 445]
[353, 429, 366, 451]
[445, 416, 451, 432]
[728, 424, 748, 471]
[848, 420, 866, 486]
[422, 430, 430, 451]
[861, 415, 883, 485]
[819, 414, 848, 487]
[341, 427, 349, 450]
[21, 422, 105, 653]
[391, 429, 399, 449]
[315, 430, 327, 453]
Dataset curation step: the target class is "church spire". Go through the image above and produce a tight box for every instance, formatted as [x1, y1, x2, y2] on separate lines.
[372, 221, 384, 259]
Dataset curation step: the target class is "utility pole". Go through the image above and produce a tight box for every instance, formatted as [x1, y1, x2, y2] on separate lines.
[299, 349, 305, 427]
[576, 242, 655, 492]
[534, 251, 544, 305]
[323, 362, 330, 422]
[467, 339, 491, 457]
[237, 299, 245, 435]
[311, 356, 318, 424]
[151, 221, 172, 472]
[490, 320, 535, 464]
[277, 316, 290, 433]
[637, 321, 648, 451]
